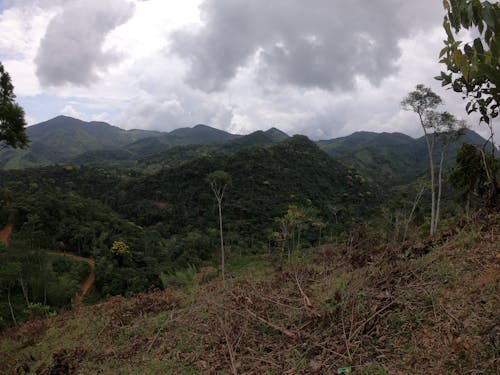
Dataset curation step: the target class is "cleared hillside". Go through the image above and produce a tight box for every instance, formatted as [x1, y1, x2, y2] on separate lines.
[1, 211, 497, 374]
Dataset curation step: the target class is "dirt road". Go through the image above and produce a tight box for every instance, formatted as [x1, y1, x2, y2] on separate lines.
[0, 212, 14, 247]
[0, 214, 95, 306]
[48, 251, 96, 306]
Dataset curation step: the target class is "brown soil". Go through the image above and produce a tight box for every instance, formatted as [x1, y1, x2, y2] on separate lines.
[0, 212, 95, 307]
[47, 252, 96, 306]
[0, 211, 15, 246]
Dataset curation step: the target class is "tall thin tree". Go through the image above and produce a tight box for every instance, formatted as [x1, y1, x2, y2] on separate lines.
[207, 171, 231, 279]
[402, 85, 465, 235]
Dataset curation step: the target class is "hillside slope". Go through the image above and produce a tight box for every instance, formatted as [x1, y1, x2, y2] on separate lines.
[1, 211, 497, 374]
[318, 129, 497, 184]
[0, 116, 163, 169]
[116, 135, 374, 238]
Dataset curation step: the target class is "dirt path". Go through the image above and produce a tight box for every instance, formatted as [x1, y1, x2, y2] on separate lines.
[0, 212, 15, 247]
[1, 214, 95, 306]
[47, 252, 96, 306]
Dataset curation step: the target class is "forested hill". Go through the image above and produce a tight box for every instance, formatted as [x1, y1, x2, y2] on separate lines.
[0, 116, 163, 169]
[0, 136, 375, 245]
[317, 128, 497, 184]
[0, 115, 495, 174]
[116, 135, 375, 238]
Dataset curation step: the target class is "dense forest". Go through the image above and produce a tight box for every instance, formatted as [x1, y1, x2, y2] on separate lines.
[0, 114, 497, 329]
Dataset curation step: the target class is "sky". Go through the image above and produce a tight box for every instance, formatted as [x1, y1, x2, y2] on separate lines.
[0, 0, 494, 140]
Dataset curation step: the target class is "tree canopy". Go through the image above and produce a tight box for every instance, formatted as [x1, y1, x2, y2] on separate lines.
[0, 62, 29, 151]
[436, 0, 499, 125]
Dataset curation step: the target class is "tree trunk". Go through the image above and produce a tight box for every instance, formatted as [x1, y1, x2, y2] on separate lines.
[421, 122, 436, 236]
[7, 286, 17, 326]
[403, 185, 425, 242]
[466, 193, 470, 216]
[218, 199, 225, 280]
[19, 276, 29, 306]
[434, 149, 446, 234]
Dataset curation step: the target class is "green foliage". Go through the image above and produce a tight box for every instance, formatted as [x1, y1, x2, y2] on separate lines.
[23, 303, 56, 320]
[110, 241, 130, 255]
[159, 265, 197, 289]
[450, 143, 499, 206]
[437, 0, 499, 125]
[0, 62, 29, 151]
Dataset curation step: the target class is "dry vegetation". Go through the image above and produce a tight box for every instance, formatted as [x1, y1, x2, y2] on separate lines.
[0, 211, 498, 374]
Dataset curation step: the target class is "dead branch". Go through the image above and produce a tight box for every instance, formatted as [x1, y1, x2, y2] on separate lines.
[349, 300, 396, 343]
[147, 311, 174, 353]
[245, 308, 296, 339]
[341, 307, 353, 363]
[217, 314, 238, 375]
[294, 272, 313, 308]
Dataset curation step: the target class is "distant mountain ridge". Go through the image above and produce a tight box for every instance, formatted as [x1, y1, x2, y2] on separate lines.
[317, 129, 497, 184]
[0, 115, 495, 172]
[0, 116, 163, 169]
[0, 116, 294, 168]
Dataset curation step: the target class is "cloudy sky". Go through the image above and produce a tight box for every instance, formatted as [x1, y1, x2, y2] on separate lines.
[0, 0, 491, 139]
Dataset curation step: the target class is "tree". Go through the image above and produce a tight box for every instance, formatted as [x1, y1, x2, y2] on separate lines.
[437, 0, 499, 207]
[402, 85, 465, 235]
[450, 143, 499, 209]
[436, 0, 498, 138]
[207, 171, 231, 279]
[0, 62, 29, 151]
[432, 112, 466, 231]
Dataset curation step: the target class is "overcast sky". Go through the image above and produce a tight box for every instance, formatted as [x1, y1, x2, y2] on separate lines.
[0, 0, 493, 139]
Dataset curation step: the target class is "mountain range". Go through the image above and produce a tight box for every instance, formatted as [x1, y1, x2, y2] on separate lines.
[0, 116, 495, 183]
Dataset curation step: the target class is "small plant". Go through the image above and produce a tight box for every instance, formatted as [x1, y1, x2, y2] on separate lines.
[160, 265, 197, 289]
[23, 303, 56, 320]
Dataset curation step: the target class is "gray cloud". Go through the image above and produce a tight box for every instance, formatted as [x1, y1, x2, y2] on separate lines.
[171, 0, 443, 92]
[35, 0, 135, 86]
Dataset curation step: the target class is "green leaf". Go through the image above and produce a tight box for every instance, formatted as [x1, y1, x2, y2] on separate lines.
[482, 5, 495, 29]
[460, 54, 469, 82]
[439, 47, 449, 58]
[337, 367, 352, 374]
[443, 19, 454, 40]
[453, 50, 462, 66]
[473, 38, 484, 57]
[464, 44, 474, 58]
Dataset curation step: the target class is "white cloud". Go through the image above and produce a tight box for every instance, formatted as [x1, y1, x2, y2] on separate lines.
[2, 0, 494, 142]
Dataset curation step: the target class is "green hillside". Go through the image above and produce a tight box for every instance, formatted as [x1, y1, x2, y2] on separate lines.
[318, 129, 496, 185]
[0, 116, 163, 169]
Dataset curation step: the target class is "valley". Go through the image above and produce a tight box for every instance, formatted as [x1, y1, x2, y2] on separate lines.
[0, 115, 498, 373]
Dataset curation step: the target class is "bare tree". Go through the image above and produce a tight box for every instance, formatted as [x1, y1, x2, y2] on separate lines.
[402, 85, 465, 235]
[207, 171, 231, 279]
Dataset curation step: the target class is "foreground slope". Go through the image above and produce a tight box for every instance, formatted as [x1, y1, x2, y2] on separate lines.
[1, 211, 497, 374]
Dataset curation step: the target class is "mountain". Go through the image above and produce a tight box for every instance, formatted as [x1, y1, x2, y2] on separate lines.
[317, 129, 497, 184]
[1, 115, 495, 174]
[116, 135, 375, 238]
[0, 116, 163, 169]
[0, 117, 246, 169]
[124, 124, 240, 157]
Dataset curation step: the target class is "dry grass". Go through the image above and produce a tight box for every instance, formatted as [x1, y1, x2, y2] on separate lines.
[0, 211, 498, 374]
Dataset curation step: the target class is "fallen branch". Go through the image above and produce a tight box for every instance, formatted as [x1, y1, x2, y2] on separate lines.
[245, 308, 296, 339]
[147, 311, 174, 353]
[217, 314, 238, 375]
[349, 300, 396, 343]
[341, 307, 353, 363]
[294, 272, 313, 308]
